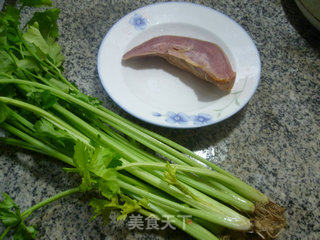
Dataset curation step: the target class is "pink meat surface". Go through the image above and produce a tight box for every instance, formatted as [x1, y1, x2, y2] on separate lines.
[122, 35, 236, 91]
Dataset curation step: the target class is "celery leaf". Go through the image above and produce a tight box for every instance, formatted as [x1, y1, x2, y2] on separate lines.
[19, 0, 52, 8]
[97, 169, 120, 199]
[0, 193, 37, 240]
[27, 90, 57, 109]
[0, 103, 9, 124]
[89, 147, 122, 178]
[89, 196, 119, 224]
[117, 196, 148, 221]
[73, 141, 94, 191]
[28, 8, 60, 41]
[23, 22, 64, 67]
[0, 50, 15, 73]
[69, 90, 101, 106]
[34, 119, 75, 154]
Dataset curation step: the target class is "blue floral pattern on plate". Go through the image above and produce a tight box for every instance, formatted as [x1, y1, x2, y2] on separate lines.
[191, 113, 212, 125]
[166, 112, 189, 125]
[152, 112, 162, 117]
[130, 13, 147, 30]
[153, 111, 213, 126]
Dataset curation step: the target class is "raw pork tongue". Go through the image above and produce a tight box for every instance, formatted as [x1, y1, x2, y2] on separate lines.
[123, 35, 236, 91]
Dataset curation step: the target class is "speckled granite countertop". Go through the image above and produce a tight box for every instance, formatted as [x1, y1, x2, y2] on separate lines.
[1, 0, 319, 239]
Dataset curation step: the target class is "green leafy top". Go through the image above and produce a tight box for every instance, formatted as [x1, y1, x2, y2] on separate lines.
[19, 0, 52, 8]
[33, 118, 76, 155]
[23, 22, 64, 67]
[68, 141, 123, 195]
[28, 8, 60, 42]
[90, 146, 122, 177]
[0, 193, 37, 240]
[69, 90, 102, 107]
[26, 89, 58, 109]
[68, 142, 146, 223]
[89, 197, 116, 225]
[89, 195, 149, 223]
[0, 84, 16, 98]
[1, 1, 55, 51]
[0, 5, 20, 42]
[72, 141, 94, 191]
[0, 103, 9, 124]
[0, 50, 15, 74]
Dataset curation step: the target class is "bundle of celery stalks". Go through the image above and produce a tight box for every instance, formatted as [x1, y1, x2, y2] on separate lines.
[0, 1, 286, 239]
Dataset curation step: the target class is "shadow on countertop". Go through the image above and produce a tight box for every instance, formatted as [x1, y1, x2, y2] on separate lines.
[281, 0, 320, 52]
[127, 105, 246, 152]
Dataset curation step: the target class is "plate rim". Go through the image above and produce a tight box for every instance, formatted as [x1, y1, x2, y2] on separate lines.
[97, 1, 261, 129]
[295, 0, 320, 31]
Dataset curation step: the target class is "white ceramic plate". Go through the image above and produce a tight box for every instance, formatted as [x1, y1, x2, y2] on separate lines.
[98, 2, 261, 128]
[295, 0, 320, 31]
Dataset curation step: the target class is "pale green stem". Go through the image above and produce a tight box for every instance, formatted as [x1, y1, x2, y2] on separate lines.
[117, 179, 251, 231]
[0, 97, 91, 146]
[117, 162, 267, 203]
[1, 123, 73, 165]
[22, 187, 81, 220]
